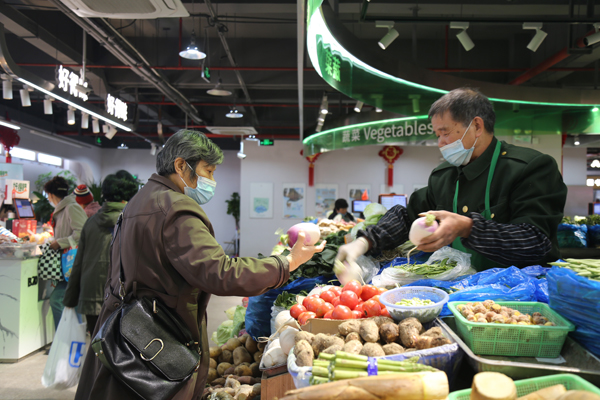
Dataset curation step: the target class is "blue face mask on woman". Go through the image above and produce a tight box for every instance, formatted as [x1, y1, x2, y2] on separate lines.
[440, 119, 477, 166]
[180, 162, 217, 205]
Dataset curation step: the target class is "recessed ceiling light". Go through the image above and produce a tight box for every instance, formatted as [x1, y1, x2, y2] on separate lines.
[226, 108, 243, 118]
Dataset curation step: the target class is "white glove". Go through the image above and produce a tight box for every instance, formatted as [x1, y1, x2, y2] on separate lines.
[334, 237, 370, 285]
[286, 231, 326, 272]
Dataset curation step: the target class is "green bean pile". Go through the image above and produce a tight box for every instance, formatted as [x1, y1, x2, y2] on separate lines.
[394, 257, 457, 277]
[549, 259, 600, 281]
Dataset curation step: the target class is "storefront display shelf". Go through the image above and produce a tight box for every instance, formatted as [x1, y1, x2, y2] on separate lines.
[440, 317, 600, 385]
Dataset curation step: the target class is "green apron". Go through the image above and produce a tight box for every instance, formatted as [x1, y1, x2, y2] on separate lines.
[452, 141, 506, 271]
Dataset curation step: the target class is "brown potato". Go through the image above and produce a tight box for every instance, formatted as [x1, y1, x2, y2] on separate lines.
[380, 323, 399, 344]
[338, 320, 361, 336]
[234, 364, 253, 377]
[359, 342, 385, 357]
[207, 368, 218, 384]
[218, 349, 233, 364]
[250, 362, 261, 378]
[359, 320, 379, 343]
[342, 340, 363, 355]
[233, 347, 253, 366]
[253, 351, 263, 363]
[294, 339, 314, 367]
[322, 344, 343, 355]
[245, 336, 258, 354]
[345, 332, 362, 343]
[210, 346, 223, 359]
[383, 343, 405, 355]
[217, 362, 232, 376]
[294, 331, 315, 344]
[209, 358, 217, 369]
[257, 341, 266, 352]
[238, 333, 249, 344]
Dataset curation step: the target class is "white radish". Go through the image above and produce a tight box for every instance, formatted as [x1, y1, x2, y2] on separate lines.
[409, 214, 439, 246]
[279, 328, 299, 355]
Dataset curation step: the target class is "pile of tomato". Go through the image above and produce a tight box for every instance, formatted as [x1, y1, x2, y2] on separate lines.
[290, 280, 389, 325]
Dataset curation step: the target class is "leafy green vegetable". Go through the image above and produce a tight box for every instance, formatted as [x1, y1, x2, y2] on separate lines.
[212, 306, 246, 346]
[363, 203, 387, 219]
[274, 291, 298, 309]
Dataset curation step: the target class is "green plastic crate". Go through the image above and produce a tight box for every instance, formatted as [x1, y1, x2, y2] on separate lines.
[448, 374, 600, 400]
[447, 301, 575, 358]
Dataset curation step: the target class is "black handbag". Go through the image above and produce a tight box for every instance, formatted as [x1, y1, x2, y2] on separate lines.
[91, 214, 201, 400]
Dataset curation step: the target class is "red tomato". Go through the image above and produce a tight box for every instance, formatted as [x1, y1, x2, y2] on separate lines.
[371, 295, 382, 306]
[290, 304, 307, 320]
[339, 290, 359, 310]
[298, 311, 317, 325]
[364, 299, 382, 317]
[342, 280, 363, 296]
[330, 286, 343, 296]
[351, 310, 364, 319]
[331, 296, 341, 307]
[354, 302, 365, 313]
[320, 290, 337, 304]
[305, 297, 325, 314]
[331, 305, 353, 320]
[323, 310, 333, 319]
[302, 294, 319, 308]
[380, 307, 391, 318]
[316, 302, 334, 318]
[379, 287, 388, 294]
[360, 285, 379, 301]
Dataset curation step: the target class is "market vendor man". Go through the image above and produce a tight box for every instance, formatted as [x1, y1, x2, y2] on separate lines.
[337, 87, 567, 271]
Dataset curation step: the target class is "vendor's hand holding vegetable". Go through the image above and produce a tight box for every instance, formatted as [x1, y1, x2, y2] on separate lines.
[286, 231, 326, 271]
[414, 211, 472, 253]
[334, 236, 370, 284]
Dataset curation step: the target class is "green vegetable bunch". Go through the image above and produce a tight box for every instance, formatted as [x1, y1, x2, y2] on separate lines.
[394, 258, 457, 277]
[274, 291, 307, 309]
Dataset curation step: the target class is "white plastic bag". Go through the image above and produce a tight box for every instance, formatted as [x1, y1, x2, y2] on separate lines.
[373, 246, 473, 288]
[42, 308, 87, 389]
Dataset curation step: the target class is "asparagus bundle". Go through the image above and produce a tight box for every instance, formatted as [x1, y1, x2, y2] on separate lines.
[309, 351, 438, 385]
[283, 370, 449, 400]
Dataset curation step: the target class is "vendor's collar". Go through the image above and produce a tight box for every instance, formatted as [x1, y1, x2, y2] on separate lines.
[460, 136, 499, 181]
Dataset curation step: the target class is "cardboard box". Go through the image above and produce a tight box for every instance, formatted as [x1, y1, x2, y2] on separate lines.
[2, 179, 30, 205]
[11, 219, 36, 238]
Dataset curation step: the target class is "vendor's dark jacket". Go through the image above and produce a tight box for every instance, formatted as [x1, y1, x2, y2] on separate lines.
[63, 202, 126, 315]
[408, 136, 567, 266]
[75, 174, 290, 400]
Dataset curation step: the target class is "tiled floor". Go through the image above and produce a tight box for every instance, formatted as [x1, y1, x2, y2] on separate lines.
[0, 295, 244, 400]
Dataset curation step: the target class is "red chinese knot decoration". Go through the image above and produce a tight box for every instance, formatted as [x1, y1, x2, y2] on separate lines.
[378, 146, 403, 187]
[300, 150, 322, 187]
[0, 115, 20, 164]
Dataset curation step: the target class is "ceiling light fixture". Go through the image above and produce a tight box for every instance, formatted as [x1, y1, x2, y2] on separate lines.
[226, 108, 243, 118]
[523, 23, 548, 52]
[354, 101, 364, 113]
[43, 95, 54, 115]
[0, 120, 20, 130]
[375, 107, 383, 113]
[574, 135, 581, 146]
[157, 121, 163, 135]
[207, 79, 232, 96]
[376, 21, 399, 50]
[237, 141, 247, 159]
[67, 106, 76, 125]
[584, 23, 600, 46]
[19, 84, 30, 107]
[179, 30, 206, 60]
[17, 78, 132, 131]
[593, 107, 599, 112]
[245, 134, 259, 141]
[2, 74, 12, 100]
[450, 22, 475, 51]
[409, 94, 421, 113]
[150, 144, 157, 156]
[117, 143, 128, 150]
[320, 94, 328, 114]
[105, 125, 118, 140]
[92, 117, 99, 133]
[81, 112, 89, 129]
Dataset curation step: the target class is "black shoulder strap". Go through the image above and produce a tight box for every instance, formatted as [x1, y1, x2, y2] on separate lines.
[110, 210, 127, 301]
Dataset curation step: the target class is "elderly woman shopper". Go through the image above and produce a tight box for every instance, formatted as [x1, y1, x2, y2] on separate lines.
[45, 176, 87, 331]
[75, 130, 325, 400]
[63, 172, 139, 334]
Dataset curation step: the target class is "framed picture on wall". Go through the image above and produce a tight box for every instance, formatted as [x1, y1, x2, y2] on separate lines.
[283, 183, 305, 219]
[348, 184, 372, 203]
[250, 182, 273, 218]
[315, 184, 338, 218]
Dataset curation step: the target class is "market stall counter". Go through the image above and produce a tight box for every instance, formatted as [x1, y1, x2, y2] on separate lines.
[0, 257, 54, 362]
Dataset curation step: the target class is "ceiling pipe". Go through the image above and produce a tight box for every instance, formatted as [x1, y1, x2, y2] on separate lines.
[16, 63, 316, 72]
[48, 0, 204, 124]
[297, 0, 305, 142]
[509, 29, 594, 86]
[204, 0, 259, 126]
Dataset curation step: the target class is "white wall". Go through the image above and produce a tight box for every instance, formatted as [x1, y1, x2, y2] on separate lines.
[100, 149, 241, 248]
[562, 147, 587, 186]
[239, 136, 567, 257]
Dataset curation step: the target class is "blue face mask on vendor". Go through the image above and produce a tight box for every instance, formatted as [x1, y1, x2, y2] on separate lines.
[180, 162, 217, 205]
[440, 119, 477, 167]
